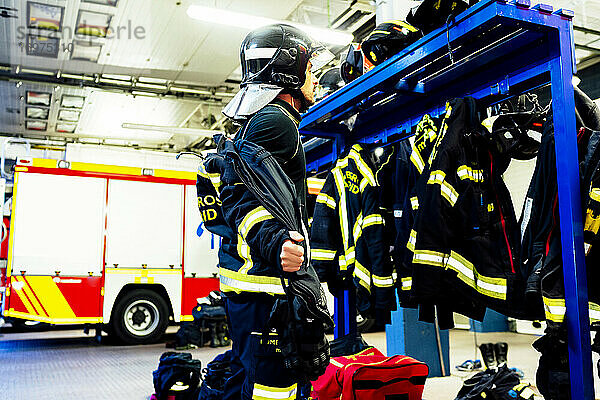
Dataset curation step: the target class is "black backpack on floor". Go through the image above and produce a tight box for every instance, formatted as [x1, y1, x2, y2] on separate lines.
[153, 352, 202, 400]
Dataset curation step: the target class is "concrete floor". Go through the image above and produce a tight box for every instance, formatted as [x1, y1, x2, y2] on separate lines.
[1, 325, 599, 399]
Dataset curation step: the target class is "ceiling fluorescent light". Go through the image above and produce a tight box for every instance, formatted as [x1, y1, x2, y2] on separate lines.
[62, 73, 94, 81]
[122, 123, 223, 138]
[135, 82, 168, 90]
[20, 68, 55, 76]
[187, 5, 353, 46]
[214, 91, 236, 97]
[99, 77, 132, 86]
[137, 77, 168, 84]
[170, 86, 211, 95]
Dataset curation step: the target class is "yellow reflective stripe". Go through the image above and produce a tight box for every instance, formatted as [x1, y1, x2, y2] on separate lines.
[237, 236, 254, 274]
[219, 268, 285, 295]
[590, 188, 600, 202]
[348, 146, 376, 186]
[353, 212, 363, 242]
[410, 140, 425, 173]
[198, 163, 222, 194]
[585, 208, 600, 234]
[307, 177, 325, 195]
[316, 193, 336, 209]
[406, 229, 417, 252]
[239, 206, 273, 241]
[338, 255, 347, 270]
[457, 165, 484, 182]
[427, 170, 459, 206]
[401, 277, 412, 291]
[543, 297, 566, 323]
[362, 214, 384, 229]
[591, 302, 600, 323]
[311, 249, 336, 261]
[345, 246, 356, 265]
[542, 298, 600, 323]
[359, 177, 370, 192]
[354, 261, 371, 292]
[332, 167, 350, 253]
[253, 382, 297, 400]
[385, 20, 419, 32]
[445, 251, 507, 300]
[26, 276, 76, 319]
[410, 196, 419, 210]
[370, 30, 391, 35]
[373, 274, 394, 287]
[413, 249, 446, 267]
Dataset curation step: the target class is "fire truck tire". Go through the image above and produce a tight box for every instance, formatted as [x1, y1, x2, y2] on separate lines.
[110, 289, 169, 344]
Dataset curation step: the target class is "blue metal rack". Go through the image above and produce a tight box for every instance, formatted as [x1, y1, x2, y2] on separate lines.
[300, 0, 594, 397]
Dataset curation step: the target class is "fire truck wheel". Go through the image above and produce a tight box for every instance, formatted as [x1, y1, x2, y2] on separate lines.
[110, 289, 169, 344]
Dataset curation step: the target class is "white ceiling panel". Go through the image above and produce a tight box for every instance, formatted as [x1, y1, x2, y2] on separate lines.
[76, 90, 199, 141]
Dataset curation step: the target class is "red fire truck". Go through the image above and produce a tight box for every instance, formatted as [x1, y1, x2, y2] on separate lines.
[0, 157, 219, 344]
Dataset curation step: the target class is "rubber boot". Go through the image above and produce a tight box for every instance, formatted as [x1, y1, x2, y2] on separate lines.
[479, 343, 497, 369]
[494, 342, 508, 366]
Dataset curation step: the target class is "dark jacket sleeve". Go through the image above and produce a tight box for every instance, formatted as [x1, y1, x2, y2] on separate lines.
[359, 183, 395, 312]
[310, 176, 341, 283]
[219, 177, 292, 273]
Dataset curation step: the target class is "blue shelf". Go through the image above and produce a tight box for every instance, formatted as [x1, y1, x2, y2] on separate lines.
[301, 1, 594, 398]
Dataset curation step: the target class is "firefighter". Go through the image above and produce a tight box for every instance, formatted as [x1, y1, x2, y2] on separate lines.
[218, 24, 333, 400]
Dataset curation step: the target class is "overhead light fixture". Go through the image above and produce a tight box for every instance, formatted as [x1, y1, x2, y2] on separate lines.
[134, 82, 168, 90]
[122, 123, 223, 138]
[187, 5, 353, 46]
[98, 77, 132, 86]
[137, 77, 168, 85]
[170, 86, 212, 95]
[62, 73, 94, 81]
[20, 68, 54, 76]
[214, 91, 236, 97]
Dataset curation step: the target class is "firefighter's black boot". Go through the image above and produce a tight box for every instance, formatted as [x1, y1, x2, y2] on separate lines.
[494, 342, 508, 366]
[479, 343, 497, 369]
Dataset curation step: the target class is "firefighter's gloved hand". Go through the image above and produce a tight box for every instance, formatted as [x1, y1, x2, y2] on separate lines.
[281, 231, 304, 272]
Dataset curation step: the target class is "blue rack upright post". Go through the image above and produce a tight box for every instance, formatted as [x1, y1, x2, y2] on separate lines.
[300, 0, 594, 397]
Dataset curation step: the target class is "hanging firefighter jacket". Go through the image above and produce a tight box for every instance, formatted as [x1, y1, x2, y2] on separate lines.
[310, 144, 395, 319]
[394, 114, 440, 302]
[520, 87, 600, 326]
[406, 97, 532, 320]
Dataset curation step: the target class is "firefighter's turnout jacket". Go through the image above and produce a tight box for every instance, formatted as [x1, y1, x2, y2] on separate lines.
[195, 99, 306, 297]
[406, 97, 530, 320]
[394, 114, 440, 301]
[520, 87, 600, 326]
[310, 144, 395, 316]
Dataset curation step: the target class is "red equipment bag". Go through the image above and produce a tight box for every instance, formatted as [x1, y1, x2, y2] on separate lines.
[311, 348, 428, 400]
